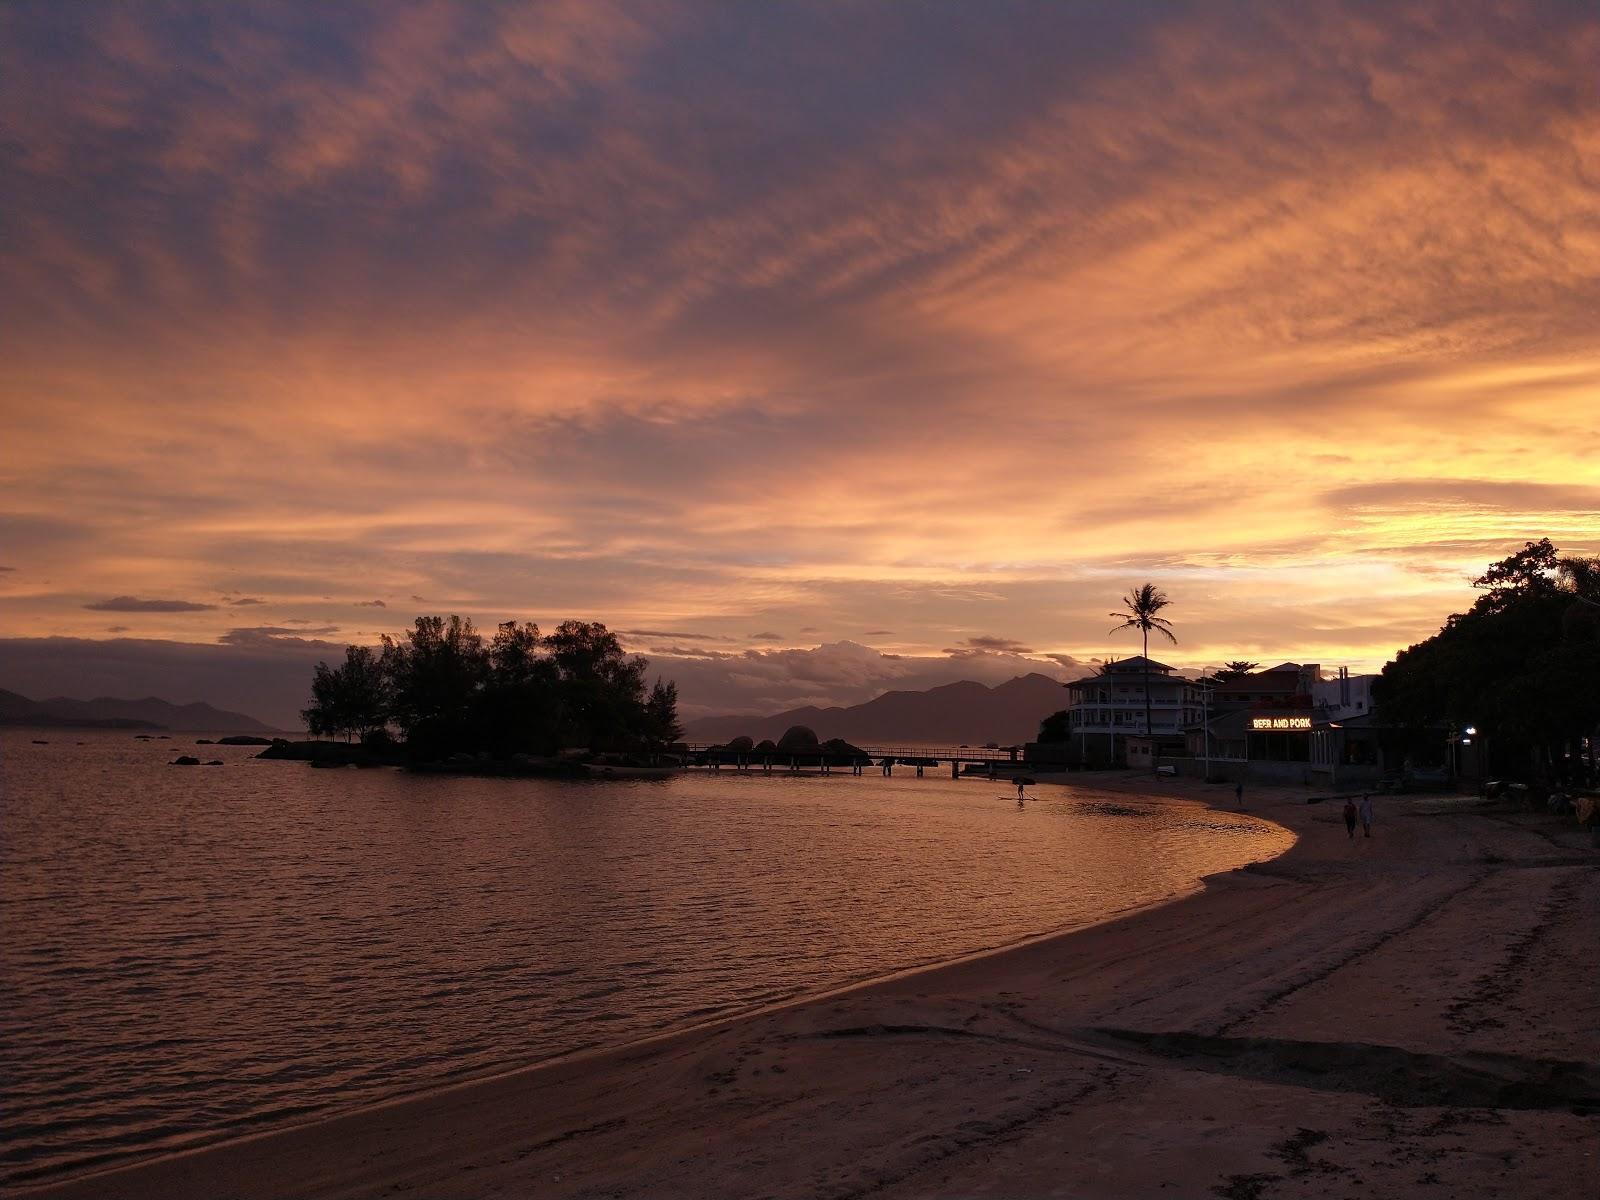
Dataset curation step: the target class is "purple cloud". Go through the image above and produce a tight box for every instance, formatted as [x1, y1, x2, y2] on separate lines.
[945, 635, 1035, 655]
[85, 596, 218, 613]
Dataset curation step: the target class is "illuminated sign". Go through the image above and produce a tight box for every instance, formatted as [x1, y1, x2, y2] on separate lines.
[1251, 716, 1312, 731]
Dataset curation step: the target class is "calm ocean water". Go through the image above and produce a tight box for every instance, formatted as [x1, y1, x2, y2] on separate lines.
[0, 731, 1292, 1187]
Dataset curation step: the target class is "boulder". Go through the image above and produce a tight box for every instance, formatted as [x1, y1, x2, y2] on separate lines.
[217, 735, 274, 746]
[821, 737, 872, 765]
[169, 756, 201, 766]
[778, 725, 819, 750]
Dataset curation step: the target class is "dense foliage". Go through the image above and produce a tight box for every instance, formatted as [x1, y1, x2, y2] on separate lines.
[1374, 540, 1600, 783]
[301, 616, 681, 760]
[1204, 660, 1260, 684]
[1036, 708, 1071, 743]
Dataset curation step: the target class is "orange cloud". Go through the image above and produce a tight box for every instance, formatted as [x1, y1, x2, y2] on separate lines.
[1, 1, 1596, 710]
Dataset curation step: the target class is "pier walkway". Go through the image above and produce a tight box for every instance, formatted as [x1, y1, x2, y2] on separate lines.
[679, 742, 1025, 778]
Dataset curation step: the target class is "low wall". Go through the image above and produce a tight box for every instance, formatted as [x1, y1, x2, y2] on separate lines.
[1156, 756, 1245, 783]
[1155, 755, 1385, 787]
[1024, 735, 1121, 770]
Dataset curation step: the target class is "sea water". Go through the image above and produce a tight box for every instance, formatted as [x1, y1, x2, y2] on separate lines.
[0, 731, 1292, 1186]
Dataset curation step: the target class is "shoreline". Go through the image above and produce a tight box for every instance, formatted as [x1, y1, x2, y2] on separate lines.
[24, 775, 1599, 1199]
[13, 786, 1280, 1193]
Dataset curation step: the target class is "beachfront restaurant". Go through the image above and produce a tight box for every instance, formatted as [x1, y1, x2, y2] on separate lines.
[1184, 710, 1387, 786]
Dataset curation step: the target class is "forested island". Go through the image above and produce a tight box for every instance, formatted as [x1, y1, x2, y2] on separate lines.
[286, 616, 680, 768]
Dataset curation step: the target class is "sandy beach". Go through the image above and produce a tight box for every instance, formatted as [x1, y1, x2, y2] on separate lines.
[26, 777, 1599, 1200]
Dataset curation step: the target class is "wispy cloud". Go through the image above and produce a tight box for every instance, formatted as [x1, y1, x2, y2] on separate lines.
[618, 629, 732, 642]
[1, 1, 1595, 711]
[84, 596, 218, 613]
[946, 636, 1035, 655]
[223, 625, 340, 639]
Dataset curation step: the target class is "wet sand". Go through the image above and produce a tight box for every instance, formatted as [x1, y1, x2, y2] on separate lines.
[26, 777, 1599, 1199]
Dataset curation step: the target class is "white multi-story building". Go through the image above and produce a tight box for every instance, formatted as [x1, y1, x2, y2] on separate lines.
[1062, 656, 1204, 767]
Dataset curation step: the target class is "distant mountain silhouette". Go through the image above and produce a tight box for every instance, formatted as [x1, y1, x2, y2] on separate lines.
[0, 688, 276, 732]
[683, 673, 1068, 746]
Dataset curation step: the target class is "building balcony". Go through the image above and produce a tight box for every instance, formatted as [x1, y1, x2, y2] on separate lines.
[1066, 700, 1193, 710]
[1071, 723, 1188, 735]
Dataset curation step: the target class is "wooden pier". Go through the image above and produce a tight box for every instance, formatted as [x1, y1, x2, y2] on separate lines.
[679, 742, 1025, 779]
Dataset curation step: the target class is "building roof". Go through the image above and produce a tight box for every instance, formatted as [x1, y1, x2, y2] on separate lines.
[1065, 671, 1194, 690]
[1108, 655, 1173, 673]
[1213, 668, 1305, 696]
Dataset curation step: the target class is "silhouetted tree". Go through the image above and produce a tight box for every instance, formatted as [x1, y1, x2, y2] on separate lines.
[301, 644, 388, 741]
[1109, 583, 1177, 768]
[302, 662, 341, 739]
[381, 615, 491, 761]
[1472, 537, 1559, 611]
[1208, 660, 1260, 683]
[644, 678, 682, 746]
[1559, 554, 1600, 605]
[300, 614, 682, 762]
[545, 620, 652, 749]
[1558, 553, 1600, 646]
[1037, 709, 1071, 743]
[1376, 541, 1600, 783]
[339, 644, 390, 742]
[482, 621, 561, 755]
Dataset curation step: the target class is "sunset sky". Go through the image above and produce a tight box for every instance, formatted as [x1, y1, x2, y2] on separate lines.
[3, 1, 1597, 726]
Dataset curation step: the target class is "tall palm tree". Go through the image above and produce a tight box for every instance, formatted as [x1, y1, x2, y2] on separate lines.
[1109, 583, 1177, 769]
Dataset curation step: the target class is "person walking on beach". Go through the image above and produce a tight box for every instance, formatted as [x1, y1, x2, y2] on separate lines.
[1235, 781, 1244, 807]
[1359, 793, 1374, 838]
[1343, 797, 1358, 839]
